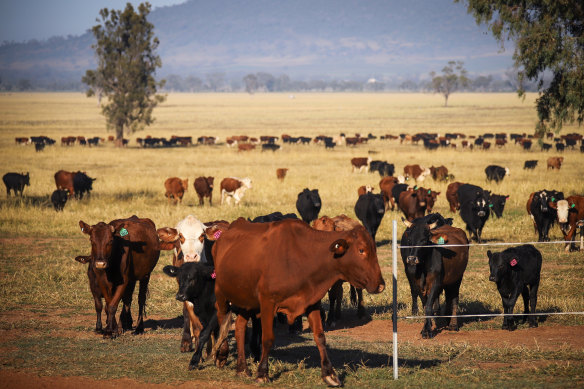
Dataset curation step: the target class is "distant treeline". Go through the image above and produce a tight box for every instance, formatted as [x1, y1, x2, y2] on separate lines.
[0, 71, 540, 93]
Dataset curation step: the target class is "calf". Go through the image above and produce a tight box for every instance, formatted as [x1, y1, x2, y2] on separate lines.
[163, 262, 218, 370]
[194, 176, 214, 206]
[404, 164, 430, 182]
[485, 165, 509, 183]
[165, 177, 188, 204]
[75, 216, 163, 337]
[527, 190, 564, 241]
[276, 168, 288, 181]
[351, 157, 372, 173]
[523, 160, 538, 170]
[296, 188, 322, 223]
[3, 172, 30, 197]
[547, 156, 564, 170]
[51, 189, 68, 211]
[401, 214, 469, 338]
[446, 182, 463, 212]
[556, 195, 584, 252]
[429, 165, 449, 181]
[220, 177, 252, 206]
[487, 245, 542, 330]
[354, 192, 385, 241]
[261, 144, 280, 152]
[488, 193, 509, 218]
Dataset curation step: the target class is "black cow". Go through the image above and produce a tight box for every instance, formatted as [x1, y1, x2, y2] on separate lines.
[555, 143, 565, 152]
[541, 143, 552, 151]
[528, 190, 564, 242]
[354, 192, 385, 241]
[163, 262, 219, 370]
[35, 142, 45, 152]
[51, 189, 69, 211]
[377, 162, 394, 177]
[391, 183, 410, 208]
[457, 184, 489, 207]
[296, 188, 322, 223]
[487, 245, 542, 330]
[324, 138, 336, 149]
[73, 172, 96, 200]
[459, 190, 490, 243]
[400, 214, 469, 338]
[249, 211, 298, 223]
[523, 160, 538, 170]
[261, 144, 280, 152]
[3, 172, 30, 197]
[488, 194, 509, 219]
[485, 165, 509, 183]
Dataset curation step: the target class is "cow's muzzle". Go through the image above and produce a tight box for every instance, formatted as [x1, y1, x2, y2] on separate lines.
[407, 256, 419, 265]
[489, 275, 496, 282]
[175, 293, 187, 302]
[478, 211, 486, 217]
[94, 260, 108, 269]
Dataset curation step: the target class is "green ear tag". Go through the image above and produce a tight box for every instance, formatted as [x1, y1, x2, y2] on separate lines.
[414, 186, 418, 190]
[572, 204, 576, 208]
[119, 228, 128, 237]
[428, 190, 431, 194]
[551, 197, 555, 202]
[489, 203, 494, 208]
[437, 237, 445, 245]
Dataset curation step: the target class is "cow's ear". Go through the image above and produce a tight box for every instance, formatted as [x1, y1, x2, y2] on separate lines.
[75, 255, 90, 264]
[204, 225, 224, 241]
[330, 239, 348, 257]
[79, 221, 92, 235]
[430, 233, 448, 245]
[162, 265, 178, 277]
[486, 250, 492, 260]
[158, 227, 180, 243]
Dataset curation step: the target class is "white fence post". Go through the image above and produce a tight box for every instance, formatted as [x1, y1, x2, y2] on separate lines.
[392, 219, 398, 380]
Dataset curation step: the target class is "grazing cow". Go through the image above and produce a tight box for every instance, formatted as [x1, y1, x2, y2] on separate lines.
[312, 215, 365, 327]
[556, 195, 584, 251]
[404, 164, 431, 182]
[164, 177, 188, 204]
[370, 160, 394, 177]
[526, 190, 564, 242]
[487, 245, 542, 330]
[261, 144, 280, 152]
[276, 168, 288, 181]
[237, 143, 255, 151]
[401, 214, 469, 338]
[429, 165, 449, 181]
[555, 143, 565, 152]
[446, 182, 463, 212]
[220, 177, 252, 206]
[73, 171, 96, 200]
[324, 138, 336, 149]
[75, 216, 163, 337]
[379, 176, 399, 210]
[163, 262, 218, 370]
[194, 176, 214, 206]
[354, 192, 385, 241]
[524, 160, 538, 169]
[547, 156, 564, 170]
[459, 187, 490, 243]
[51, 189, 69, 211]
[351, 157, 372, 173]
[3, 172, 30, 197]
[212, 218, 385, 386]
[357, 185, 373, 197]
[488, 194, 509, 218]
[34, 142, 45, 152]
[485, 165, 509, 183]
[15, 137, 30, 145]
[296, 188, 322, 223]
[542, 143, 552, 151]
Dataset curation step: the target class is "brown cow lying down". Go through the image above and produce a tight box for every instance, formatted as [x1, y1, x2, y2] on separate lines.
[75, 215, 171, 337]
[210, 218, 385, 386]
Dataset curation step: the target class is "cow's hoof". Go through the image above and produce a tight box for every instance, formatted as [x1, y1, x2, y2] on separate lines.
[255, 376, 270, 384]
[215, 358, 227, 368]
[323, 374, 341, 387]
[447, 325, 459, 332]
[529, 321, 539, 328]
[180, 341, 193, 353]
[421, 330, 435, 339]
[132, 328, 144, 335]
[237, 369, 252, 378]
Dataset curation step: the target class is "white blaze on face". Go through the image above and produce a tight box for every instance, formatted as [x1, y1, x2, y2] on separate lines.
[176, 215, 207, 262]
[556, 200, 570, 224]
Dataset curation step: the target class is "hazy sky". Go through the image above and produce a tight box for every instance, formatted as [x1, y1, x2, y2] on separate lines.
[0, 0, 186, 42]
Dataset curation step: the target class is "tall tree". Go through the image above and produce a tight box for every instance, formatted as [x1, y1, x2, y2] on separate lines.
[82, 3, 165, 146]
[457, 0, 584, 135]
[430, 61, 469, 107]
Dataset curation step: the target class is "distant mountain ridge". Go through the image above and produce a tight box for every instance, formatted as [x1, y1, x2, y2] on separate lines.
[0, 0, 513, 88]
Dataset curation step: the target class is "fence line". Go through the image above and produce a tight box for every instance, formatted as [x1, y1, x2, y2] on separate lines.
[398, 240, 575, 249]
[399, 311, 584, 320]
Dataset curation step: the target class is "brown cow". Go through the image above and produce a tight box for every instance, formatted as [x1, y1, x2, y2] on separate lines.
[211, 218, 385, 386]
[312, 215, 367, 327]
[403, 164, 430, 182]
[556, 195, 584, 252]
[357, 185, 373, 197]
[75, 215, 164, 337]
[54, 170, 96, 199]
[237, 143, 255, 151]
[15, 137, 30, 145]
[379, 176, 400, 210]
[398, 187, 430, 221]
[351, 157, 372, 173]
[547, 156, 564, 170]
[220, 177, 252, 205]
[276, 168, 288, 181]
[165, 177, 188, 204]
[446, 182, 464, 212]
[429, 165, 449, 181]
[194, 176, 214, 206]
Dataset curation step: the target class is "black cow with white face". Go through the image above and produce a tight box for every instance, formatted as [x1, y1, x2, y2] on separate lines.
[296, 188, 322, 223]
[459, 191, 490, 243]
[354, 192, 385, 241]
[487, 245, 542, 330]
[163, 262, 218, 370]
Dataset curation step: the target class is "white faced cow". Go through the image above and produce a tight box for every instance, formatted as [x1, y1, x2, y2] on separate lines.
[158, 215, 207, 267]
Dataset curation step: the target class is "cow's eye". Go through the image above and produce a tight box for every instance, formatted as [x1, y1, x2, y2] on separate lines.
[359, 249, 365, 255]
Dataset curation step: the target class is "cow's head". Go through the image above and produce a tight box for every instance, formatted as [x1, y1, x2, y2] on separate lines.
[556, 199, 570, 224]
[312, 216, 336, 231]
[489, 194, 509, 218]
[77, 220, 128, 270]
[331, 225, 385, 294]
[471, 194, 490, 218]
[300, 188, 322, 209]
[424, 189, 440, 212]
[206, 176, 214, 189]
[505, 167, 510, 176]
[163, 262, 215, 302]
[23, 172, 30, 186]
[487, 250, 518, 283]
[401, 218, 443, 266]
[241, 177, 252, 189]
[182, 179, 189, 190]
[158, 217, 207, 265]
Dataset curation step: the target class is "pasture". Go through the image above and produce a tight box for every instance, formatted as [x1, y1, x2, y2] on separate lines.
[1, 92, 583, 388]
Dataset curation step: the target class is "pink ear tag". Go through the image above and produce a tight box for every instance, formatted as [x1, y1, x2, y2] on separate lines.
[213, 229, 222, 240]
[510, 258, 518, 267]
[211, 270, 216, 279]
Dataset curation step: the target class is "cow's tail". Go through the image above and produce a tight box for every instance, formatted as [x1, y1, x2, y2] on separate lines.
[212, 311, 232, 362]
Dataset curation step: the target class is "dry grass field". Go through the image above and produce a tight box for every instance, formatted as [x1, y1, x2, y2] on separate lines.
[1, 92, 583, 388]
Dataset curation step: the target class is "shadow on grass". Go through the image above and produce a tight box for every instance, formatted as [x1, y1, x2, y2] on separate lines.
[144, 315, 184, 331]
[0, 195, 52, 209]
[112, 190, 159, 201]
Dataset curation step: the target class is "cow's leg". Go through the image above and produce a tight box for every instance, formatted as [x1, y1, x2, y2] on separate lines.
[256, 302, 276, 383]
[250, 315, 262, 362]
[180, 304, 193, 352]
[307, 302, 340, 387]
[444, 281, 461, 331]
[501, 289, 520, 330]
[355, 287, 366, 319]
[198, 194, 204, 206]
[326, 281, 341, 327]
[189, 313, 219, 370]
[208, 193, 213, 206]
[234, 312, 251, 376]
[92, 294, 103, 334]
[212, 293, 231, 368]
[120, 279, 136, 332]
[134, 276, 150, 334]
[105, 281, 129, 337]
[565, 225, 577, 252]
[528, 283, 539, 328]
[422, 279, 441, 338]
[184, 301, 203, 348]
